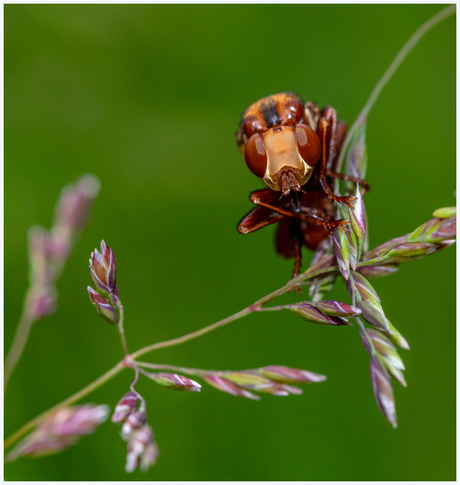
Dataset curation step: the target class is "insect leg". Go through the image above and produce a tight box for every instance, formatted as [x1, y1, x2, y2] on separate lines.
[318, 109, 357, 209]
[292, 238, 302, 278]
[237, 205, 284, 234]
[250, 189, 349, 231]
[288, 238, 303, 294]
[325, 171, 370, 194]
[276, 217, 304, 293]
[321, 117, 370, 194]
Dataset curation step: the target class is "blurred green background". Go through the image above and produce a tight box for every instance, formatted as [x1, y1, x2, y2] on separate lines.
[4, 4, 455, 481]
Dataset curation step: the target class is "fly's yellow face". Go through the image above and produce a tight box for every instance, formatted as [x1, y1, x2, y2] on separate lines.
[236, 93, 322, 195]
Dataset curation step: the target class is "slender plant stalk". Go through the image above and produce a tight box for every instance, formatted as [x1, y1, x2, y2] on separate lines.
[359, 4, 455, 120]
[130, 263, 339, 360]
[4, 262, 339, 451]
[3, 228, 451, 450]
[4, 310, 35, 390]
[4, 361, 125, 451]
[117, 304, 129, 357]
[135, 362, 209, 375]
[337, 3, 456, 172]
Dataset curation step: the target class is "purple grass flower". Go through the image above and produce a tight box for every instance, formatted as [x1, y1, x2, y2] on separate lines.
[89, 240, 117, 297]
[308, 300, 361, 318]
[332, 226, 350, 280]
[356, 300, 390, 333]
[17, 175, 101, 329]
[386, 322, 410, 350]
[347, 272, 391, 333]
[348, 184, 367, 239]
[202, 374, 260, 400]
[408, 214, 456, 244]
[53, 174, 100, 237]
[366, 330, 405, 369]
[121, 410, 148, 440]
[255, 383, 303, 396]
[221, 371, 302, 396]
[385, 242, 439, 262]
[349, 271, 380, 304]
[28, 225, 54, 286]
[140, 441, 159, 472]
[112, 392, 139, 424]
[345, 227, 359, 270]
[51, 404, 109, 436]
[360, 329, 407, 387]
[87, 287, 118, 325]
[428, 217, 456, 242]
[370, 356, 397, 428]
[125, 425, 158, 473]
[26, 286, 57, 321]
[6, 404, 109, 462]
[288, 302, 352, 326]
[112, 390, 160, 472]
[204, 366, 326, 399]
[149, 372, 201, 392]
[357, 265, 399, 278]
[362, 236, 407, 261]
[257, 366, 327, 384]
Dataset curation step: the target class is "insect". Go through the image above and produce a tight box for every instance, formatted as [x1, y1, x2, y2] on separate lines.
[236, 92, 368, 280]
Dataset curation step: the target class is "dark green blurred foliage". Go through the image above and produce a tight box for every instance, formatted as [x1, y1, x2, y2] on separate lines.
[5, 5, 455, 481]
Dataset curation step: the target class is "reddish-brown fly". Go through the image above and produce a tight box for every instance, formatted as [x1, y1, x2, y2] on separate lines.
[236, 92, 368, 279]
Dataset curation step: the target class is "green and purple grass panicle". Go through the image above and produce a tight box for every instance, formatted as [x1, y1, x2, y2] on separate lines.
[112, 389, 159, 473]
[88, 240, 120, 316]
[257, 365, 326, 384]
[5, 175, 100, 390]
[125, 425, 159, 473]
[287, 301, 359, 326]
[330, 75, 456, 425]
[87, 287, 119, 325]
[361, 329, 407, 387]
[6, 405, 109, 462]
[202, 374, 261, 400]
[112, 392, 139, 424]
[363, 212, 456, 266]
[332, 224, 351, 280]
[216, 371, 303, 396]
[135, 362, 327, 401]
[87, 241, 129, 356]
[26, 174, 100, 319]
[200, 364, 326, 400]
[348, 185, 366, 241]
[357, 264, 399, 278]
[89, 240, 118, 299]
[134, 362, 327, 402]
[369, 355, 397, 428]
[334, 176, 404, 426]
[145, 373, 202, 392]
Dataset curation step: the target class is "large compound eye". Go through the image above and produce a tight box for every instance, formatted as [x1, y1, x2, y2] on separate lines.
[244, 133, 268, 178]
[296, 123, 321, 167]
